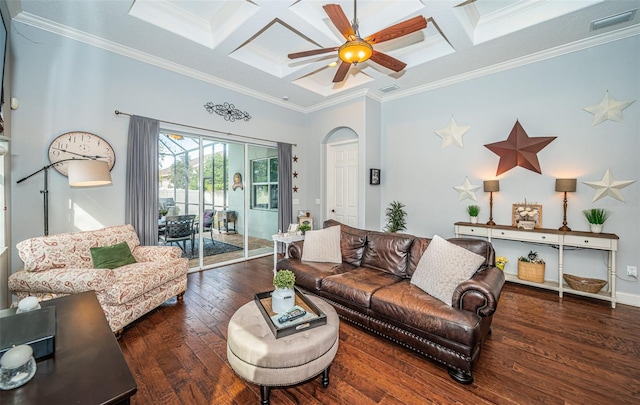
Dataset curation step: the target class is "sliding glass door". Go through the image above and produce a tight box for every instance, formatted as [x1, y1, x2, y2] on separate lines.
[158, 132, 275, 270]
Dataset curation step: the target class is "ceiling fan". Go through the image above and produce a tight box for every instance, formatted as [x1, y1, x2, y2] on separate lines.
[288, 1, 427, 83]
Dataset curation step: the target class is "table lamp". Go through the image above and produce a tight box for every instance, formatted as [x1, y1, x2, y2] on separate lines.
[483, 180, 500, 225]
[555, 178, 577, 231]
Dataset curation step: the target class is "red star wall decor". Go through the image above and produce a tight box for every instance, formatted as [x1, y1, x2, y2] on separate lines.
[484, 120, 556, 175]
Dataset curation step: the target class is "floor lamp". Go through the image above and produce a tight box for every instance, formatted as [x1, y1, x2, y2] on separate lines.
[556, 178, 577, 231]
[483, 180, 500, 226]
[17, 159, 112, 235]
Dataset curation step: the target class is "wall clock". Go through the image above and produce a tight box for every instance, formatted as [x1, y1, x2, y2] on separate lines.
[48, 131, 116, 176]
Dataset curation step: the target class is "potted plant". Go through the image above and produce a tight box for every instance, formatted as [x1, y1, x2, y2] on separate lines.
[467, 205, 480, 223]
[517, 251, 545, 283]
[582, 208, 611, 234]
[298, 223, 311, 234]
[272, 269, 296, 313]
[384, 201, 407, 233]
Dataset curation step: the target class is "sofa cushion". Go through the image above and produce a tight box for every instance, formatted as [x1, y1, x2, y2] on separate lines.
[91, 241, 137, 269]
[325, 219, 367, 266]
[302, 226, 342, 263]
[281, 258, 354, 291]
[371, 280, 481, 350]
[410, 235, 485, 305]
[104, 260, 188, 305]
[321, 267, 403, 308]
[407, 237, 431, 277]
[360, 231, 414, 277]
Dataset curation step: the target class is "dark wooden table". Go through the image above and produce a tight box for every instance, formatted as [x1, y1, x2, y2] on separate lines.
[0, 291, 137, 404]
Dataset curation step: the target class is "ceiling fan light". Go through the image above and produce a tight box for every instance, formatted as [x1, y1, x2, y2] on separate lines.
[338, 39, 372, 64]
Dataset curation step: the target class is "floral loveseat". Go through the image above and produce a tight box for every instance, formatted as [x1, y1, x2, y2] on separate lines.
[9, 224, 188, 335]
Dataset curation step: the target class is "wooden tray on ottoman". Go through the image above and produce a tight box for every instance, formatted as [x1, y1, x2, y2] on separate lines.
[254, 287, 327, 339]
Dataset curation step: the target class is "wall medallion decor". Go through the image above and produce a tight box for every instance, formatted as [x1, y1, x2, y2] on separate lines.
[583, 168, 636, 202]
[583, 90, 635, 126]
[204, 102, 251, 122]
[435, 116, 470, 149]
[512, 202, 542, 229]
[484, 120, 556, 175]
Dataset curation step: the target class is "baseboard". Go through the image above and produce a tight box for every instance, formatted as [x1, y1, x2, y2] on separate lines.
[616, 291, 640, 308]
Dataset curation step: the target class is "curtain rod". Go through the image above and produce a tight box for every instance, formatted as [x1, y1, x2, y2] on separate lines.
[114, 110, 296, 147]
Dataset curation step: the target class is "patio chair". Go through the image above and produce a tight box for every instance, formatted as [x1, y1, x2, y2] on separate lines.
[202, 209, 216, 245]
[160, 215, 196, 256]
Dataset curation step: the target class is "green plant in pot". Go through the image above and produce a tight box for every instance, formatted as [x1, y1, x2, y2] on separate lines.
[272, 269, 296, 313]
[384, 201, 407, 233]
[582, 208, 611, 233]
[467, 205, 480, 223]
[299, 224, 311, 234]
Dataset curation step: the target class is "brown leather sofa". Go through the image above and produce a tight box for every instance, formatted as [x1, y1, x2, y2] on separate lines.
[277, 220, 505, 384]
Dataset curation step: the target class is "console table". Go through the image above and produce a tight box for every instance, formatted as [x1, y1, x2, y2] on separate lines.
[0, 291, 137, 404]
[454, 222, 619, 308]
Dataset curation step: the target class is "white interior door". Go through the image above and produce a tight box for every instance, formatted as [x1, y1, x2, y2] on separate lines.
[327, 142, 358, 226]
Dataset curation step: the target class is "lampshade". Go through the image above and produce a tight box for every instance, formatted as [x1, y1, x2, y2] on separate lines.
[483, 180, 500, 192]
[338, 39, 372, 64]
[68, 160, 112, 187]
[555, 178, 577, 192]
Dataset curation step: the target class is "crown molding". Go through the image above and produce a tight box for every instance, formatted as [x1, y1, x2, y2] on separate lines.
[381, 23, 640, 103]
[13, 11, 308, 114]
[12, 11, 640, 114]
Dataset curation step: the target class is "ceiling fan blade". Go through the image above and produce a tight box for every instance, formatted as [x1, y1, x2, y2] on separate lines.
[370, 50, 406, 72]
[332, 61, 351, 83]
[323, 4, 355, 40]
[365, 15, 427, 44]
[288, 47, 339, 59]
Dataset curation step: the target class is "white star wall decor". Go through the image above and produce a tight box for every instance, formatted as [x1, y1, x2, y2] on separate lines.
[454, 177, 481, 201]
[583, 91, 635, 126]
[435, 116, 471, 148]
[583, 169, 636, 202]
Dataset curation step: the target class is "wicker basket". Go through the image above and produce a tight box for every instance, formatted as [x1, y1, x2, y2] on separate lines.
[563, 274, 607, 294]
[517, 261, 545, 283]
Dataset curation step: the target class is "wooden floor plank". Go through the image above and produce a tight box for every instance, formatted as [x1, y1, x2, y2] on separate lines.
[118, 256, 640, 404]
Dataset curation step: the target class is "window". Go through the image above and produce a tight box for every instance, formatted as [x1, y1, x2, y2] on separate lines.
[251, 157, 278, 210]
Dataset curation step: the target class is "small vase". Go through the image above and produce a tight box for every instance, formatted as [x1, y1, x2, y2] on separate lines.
[470, 216, 478, 224]
[590, 223, 603, 234]
[271, 287, 295, 313]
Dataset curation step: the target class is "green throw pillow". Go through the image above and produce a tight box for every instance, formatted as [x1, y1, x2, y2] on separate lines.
[90, 241, 137, 269]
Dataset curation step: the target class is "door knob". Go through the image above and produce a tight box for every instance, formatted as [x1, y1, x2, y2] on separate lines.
[331, 209, 335, 213]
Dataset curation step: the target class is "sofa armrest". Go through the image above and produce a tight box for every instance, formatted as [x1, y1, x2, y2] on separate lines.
[8, 268, 116, 295]
[452, 266, 505, 317]
[288, 241, 304, 259]
[133, 245, 183, 262]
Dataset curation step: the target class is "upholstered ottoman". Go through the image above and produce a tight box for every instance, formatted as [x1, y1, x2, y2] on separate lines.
[227, 295, 339, 405]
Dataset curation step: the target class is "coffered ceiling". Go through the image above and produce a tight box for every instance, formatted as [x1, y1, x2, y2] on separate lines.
[7, 0, 640, 111]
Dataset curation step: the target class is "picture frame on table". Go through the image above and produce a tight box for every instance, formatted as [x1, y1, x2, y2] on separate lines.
[287, 223, 299, 233]
[512, 203, 543, 229]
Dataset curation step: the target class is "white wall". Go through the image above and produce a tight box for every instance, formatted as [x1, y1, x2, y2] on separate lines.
[8, 22, 306, 271]
[381, 36, 639, 299]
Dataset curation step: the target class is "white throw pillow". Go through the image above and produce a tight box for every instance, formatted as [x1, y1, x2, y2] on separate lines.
[301, 225, 342, 263]
[410, 235, 485, 305]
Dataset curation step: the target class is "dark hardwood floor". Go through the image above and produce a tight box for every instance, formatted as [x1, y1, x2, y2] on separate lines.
[118, 256, 640, 404]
